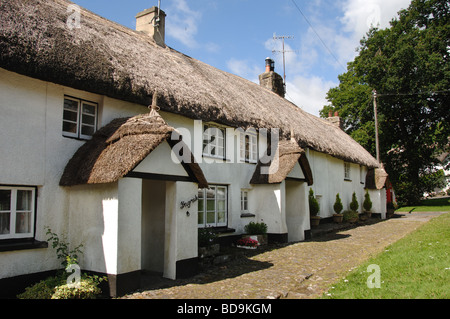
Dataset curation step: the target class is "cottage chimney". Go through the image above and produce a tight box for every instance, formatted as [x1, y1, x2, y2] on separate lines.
[136, 6, 166, 47]
[259, 58, 285, 98]
[326, 111, 344, 130]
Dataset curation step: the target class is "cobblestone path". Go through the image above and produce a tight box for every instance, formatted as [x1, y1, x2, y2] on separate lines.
[123, 212, 446, 299]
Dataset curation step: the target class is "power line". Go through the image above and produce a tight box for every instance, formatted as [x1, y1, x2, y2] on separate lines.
[290, 0, 347, 71]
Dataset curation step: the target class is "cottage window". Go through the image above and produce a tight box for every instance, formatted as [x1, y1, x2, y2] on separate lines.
[63, 96, 98, 140]
[240, 190, 249, 212]
[344, 162, 351, 180]
[198, 185, 227, 227]
[202, 124, 226, 159]
[0, 187, 36, 240]
[239, 129, 258, 163]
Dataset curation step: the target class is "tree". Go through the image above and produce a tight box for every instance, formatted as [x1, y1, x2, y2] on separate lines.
[321, 0, 450, 205]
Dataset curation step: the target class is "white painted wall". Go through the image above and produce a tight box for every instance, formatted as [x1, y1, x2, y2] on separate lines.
[0, 68, 147, 280]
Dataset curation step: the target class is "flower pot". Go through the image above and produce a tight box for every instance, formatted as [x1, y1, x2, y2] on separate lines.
[364, 211, 372, 219]
[237, 245, 257, 250]
[242, 234, 268, 246]
[333, 213, 343, 223]
[310, 216, 321, 227]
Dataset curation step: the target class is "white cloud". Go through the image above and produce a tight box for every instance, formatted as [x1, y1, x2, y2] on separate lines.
[165, 0, 202, 48]
[286, 76, 337, 116]
[341, 0, 411, 39]
[226, 58, 261, 83]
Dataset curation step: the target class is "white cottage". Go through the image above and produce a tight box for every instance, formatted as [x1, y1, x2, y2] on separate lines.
[0, 0, 386, 297]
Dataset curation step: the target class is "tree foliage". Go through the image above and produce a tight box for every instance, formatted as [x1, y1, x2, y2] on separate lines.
[321, 0, 450, 205]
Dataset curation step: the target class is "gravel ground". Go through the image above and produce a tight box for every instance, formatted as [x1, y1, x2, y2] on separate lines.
[122, 212, 447, 299]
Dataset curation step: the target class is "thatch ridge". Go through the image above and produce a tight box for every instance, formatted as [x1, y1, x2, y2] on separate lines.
[1, 0, 379, 169]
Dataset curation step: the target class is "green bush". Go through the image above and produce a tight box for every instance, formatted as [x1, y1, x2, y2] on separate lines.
[244, 221, 268, 235]
[308, 188, 320, 216]
[17, 273, 105, 299]
[349, 192, 359, 212]
[363, 190, 372, 212]
[198, 227, 218, 247]
[333, 193, 343, 214]
[343, 210, 358, 222]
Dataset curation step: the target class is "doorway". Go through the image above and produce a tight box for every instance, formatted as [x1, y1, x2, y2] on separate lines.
[141, 179, 166, 274]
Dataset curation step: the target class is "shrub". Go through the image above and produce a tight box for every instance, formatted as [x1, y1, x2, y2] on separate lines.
[308, 188, 320, 216]
[244, 221, 268, 235]
[198, 227, 217, 247]
[349, 192, 359, 212]
[363, 190, 372, 212]
[17, 273, 106, 299]
[333, 193, 343, 215]
[343, 210, 359, 222]
[18, 228, 106, 299]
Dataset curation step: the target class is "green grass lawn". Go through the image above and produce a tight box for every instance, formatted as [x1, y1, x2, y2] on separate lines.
[322, 212, 450, 299]
[396, 197, 450, 213]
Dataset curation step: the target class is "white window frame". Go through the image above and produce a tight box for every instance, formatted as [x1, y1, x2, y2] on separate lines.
[239, 129, 258, 163]
[198, 185, 227, 228]
[202, 124, 226, 160]
[63, 96, 98, 140]
[240, 189, 249, 213]
[344, 162, 351, 180]
[0, 186, 36, 240]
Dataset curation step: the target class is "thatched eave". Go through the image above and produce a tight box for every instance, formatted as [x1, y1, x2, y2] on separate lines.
[250, 140, 313, 185]
[59, 112, 208, 188]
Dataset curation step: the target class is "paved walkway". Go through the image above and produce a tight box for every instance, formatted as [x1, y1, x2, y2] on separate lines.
[122, 211, 447, 299]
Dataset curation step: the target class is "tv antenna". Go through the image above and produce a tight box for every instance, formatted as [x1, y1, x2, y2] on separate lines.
[272, 33, 295, 88]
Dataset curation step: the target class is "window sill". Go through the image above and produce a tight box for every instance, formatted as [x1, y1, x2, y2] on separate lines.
[344, 178, 352, 182]
[0, 239, 48, 252]
[240, 212, 256, 218]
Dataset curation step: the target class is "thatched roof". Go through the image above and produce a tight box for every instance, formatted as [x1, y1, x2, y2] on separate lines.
[0, 0, 379, 169]
[250, 140, 313, 185]
[365, 166, 389, 190]
[59, 112, 208, 188]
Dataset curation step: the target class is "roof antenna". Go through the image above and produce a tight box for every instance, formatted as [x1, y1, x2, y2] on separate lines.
[151, 0, 162, 27]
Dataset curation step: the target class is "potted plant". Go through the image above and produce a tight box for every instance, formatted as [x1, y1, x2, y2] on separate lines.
[236, 237, 258, 249]
[362, 190, 373, 219]
[309, 188, 321, 227]
[198, 227, 219, 258]
[345, 192, 360, 223]
[243, 221, 268, 246]
[343, 210, 359, 223]
[333, 193, 344, 223]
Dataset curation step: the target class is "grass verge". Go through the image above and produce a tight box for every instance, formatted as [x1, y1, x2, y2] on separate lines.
[396, 197, 450, 213]
[322, 213, 450, 299]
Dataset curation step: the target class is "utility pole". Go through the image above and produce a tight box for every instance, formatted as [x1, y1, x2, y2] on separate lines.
[373, 89, 380, 163]
[272, 34, 294, 90]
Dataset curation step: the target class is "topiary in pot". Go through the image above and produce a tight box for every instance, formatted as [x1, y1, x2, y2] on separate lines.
[363, 190, 373, 218]
[333, 193, 344, 223]
[309, 188, 320, 227]
[349, 192, 359, 212]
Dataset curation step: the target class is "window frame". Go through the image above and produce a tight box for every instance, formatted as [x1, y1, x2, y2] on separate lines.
[202, 124, 226, 160]
[239, 129, 258, 164]
[240, 189, 249, 213]
[344, 162, 351, 181]
[198, 185, 228, 228]
[0, 186, 37, 240]
[62, 96, 98, 140]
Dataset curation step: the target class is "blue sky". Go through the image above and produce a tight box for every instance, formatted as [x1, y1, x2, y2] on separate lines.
[72, 0, 412, 116]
